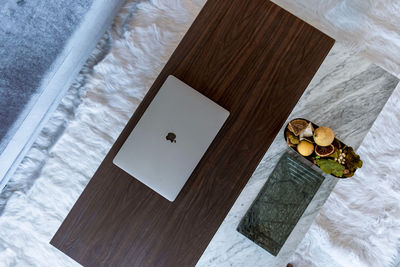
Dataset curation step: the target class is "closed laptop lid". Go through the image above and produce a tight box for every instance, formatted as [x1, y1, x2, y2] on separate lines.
[113, 75, 229, 201]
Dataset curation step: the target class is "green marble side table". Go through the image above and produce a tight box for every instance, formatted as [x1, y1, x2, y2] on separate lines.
[237, 152, 325, 256]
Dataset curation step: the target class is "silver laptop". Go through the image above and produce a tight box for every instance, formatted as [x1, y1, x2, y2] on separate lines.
[113, 75, 229, 201]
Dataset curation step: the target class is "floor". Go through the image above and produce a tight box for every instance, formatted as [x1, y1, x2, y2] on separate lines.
[0, 0, 399, 266]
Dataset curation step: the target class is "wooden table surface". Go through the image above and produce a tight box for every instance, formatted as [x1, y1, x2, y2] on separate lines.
[50, 0, 334, 266]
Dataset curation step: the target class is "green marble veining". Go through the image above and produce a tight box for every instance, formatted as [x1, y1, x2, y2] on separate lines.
[237, 152, 325, 256]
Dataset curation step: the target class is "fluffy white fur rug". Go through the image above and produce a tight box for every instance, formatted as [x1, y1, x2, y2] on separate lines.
[0, 0, 399, 266]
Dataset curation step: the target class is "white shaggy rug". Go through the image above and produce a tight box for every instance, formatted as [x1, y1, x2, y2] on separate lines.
[0, 0, 399, 266]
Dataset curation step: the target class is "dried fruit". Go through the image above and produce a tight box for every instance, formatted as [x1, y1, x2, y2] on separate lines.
[297, 140, 314, 156]
[315, 144, 335, 157]
[300, 122, 314, 139]
[313, 127, 335, 146]
[335, 148, 347, 164]
[315, 158, 345, 177]
[286, 131, 299, 147]
[288, 119, 308, 136]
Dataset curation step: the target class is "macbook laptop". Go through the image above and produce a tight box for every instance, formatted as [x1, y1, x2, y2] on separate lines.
[113, 75, 229, 201]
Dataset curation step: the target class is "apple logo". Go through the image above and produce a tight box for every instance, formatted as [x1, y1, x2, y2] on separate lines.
[166, 132, 176, 143]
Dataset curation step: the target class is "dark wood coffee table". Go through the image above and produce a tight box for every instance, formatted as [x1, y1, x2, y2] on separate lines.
[50, 0, 334, 266]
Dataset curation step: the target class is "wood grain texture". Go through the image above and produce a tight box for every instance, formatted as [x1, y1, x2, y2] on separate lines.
[50, 0, 334, 266]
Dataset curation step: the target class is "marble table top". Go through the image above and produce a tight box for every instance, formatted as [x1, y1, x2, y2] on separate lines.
[197, 42, 399, 266]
